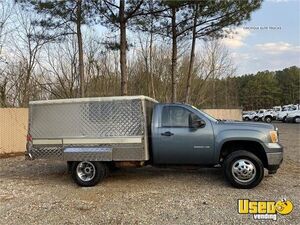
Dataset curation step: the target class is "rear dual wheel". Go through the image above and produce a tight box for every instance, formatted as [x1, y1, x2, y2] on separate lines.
[71, 161, 108, 187]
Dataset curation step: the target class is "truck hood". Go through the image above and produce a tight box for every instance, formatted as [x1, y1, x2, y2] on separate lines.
[217, 120, 275, 130]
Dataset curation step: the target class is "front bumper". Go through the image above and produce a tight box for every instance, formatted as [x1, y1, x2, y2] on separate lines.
[265, 143, 283, 171]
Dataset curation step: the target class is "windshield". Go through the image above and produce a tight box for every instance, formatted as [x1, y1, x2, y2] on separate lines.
[190, 105, 218, 122]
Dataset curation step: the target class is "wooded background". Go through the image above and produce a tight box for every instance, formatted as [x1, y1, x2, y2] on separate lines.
[0, 0, 299, 110]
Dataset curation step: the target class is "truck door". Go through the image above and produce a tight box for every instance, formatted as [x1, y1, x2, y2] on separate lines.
[155, 105, 214, 165]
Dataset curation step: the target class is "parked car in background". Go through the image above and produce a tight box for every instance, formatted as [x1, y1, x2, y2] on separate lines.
[277, 104, 299, 122]
[242, 111, 257, 121]
[273, 106, 282, 113]
[262, 109, 277, 123]
[285, 110, 300, 123]
[253, 110, 265, 121]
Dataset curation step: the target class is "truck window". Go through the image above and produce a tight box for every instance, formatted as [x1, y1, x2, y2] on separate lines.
[162, 106, 197, 127]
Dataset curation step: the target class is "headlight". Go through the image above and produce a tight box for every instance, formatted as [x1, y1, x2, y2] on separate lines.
[270, 131, 278, 143]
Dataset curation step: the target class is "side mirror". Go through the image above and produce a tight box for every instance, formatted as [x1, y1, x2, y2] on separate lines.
[189, 114, 206, 129]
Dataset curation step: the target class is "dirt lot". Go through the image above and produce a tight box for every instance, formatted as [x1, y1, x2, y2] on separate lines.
[0, 123, 299, 225]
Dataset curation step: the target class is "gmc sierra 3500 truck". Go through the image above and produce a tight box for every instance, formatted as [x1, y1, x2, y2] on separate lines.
[26, 96, 283, 189]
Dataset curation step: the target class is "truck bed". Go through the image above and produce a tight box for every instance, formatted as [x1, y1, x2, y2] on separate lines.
[27, 96, 157, 161]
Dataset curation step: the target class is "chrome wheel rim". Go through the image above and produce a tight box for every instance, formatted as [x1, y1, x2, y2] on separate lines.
[76, 161, 96, 182]
[295, 117, 300, 123]
[231, 159, 256, 183]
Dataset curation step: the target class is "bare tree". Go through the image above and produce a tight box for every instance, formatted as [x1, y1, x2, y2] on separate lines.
[0, 0, 13, 57]
[193, 40, 236, 107]
[5, 8, 50, 106]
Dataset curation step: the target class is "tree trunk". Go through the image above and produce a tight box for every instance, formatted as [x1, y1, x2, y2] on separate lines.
[171, 7, 177, 103]
[120, 0, 128, 96]
[185, 5, 198, 104]
[212, 76, 216, 108]
[149, 26, 155, 99]
[21, 66, 31, 107]
[0, 77, 7, 107]
[76, 0, 84, 98]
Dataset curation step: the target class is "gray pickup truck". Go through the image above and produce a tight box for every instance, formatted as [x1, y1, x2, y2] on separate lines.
[26, 96, 283, 189]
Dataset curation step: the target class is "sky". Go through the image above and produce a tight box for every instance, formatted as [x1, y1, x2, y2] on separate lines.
[221, 0, 300, 75]
[2, 0, 299, 77]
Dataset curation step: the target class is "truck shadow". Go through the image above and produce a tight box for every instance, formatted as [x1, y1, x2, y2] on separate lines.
[107, 166, 227, 186]
[1, 158, 229, 187]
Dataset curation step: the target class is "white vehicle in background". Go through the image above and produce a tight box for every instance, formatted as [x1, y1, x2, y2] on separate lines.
[262, 109, 277, 123]
[285, 109, 300, 123]
[273, 106, 282, 113]
[242, 111, 257, 121]
[277, 104, 299, 122]
[251, 109, 277, 123]
[252, 110, 263, 121]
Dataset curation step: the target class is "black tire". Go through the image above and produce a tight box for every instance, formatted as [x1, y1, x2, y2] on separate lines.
[67, 161, 73, 173]
[282, 116, 287, 123]
[294, 116, 300, 123]
[224, 150, 264, 189]
[265, 116, 272, 123]
[71, 161, 107, 187]
[253, 117, 259, 121]
[244, 117, 250, 121]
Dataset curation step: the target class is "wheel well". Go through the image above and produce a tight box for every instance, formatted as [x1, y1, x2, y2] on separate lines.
[220, 141, 268, 168]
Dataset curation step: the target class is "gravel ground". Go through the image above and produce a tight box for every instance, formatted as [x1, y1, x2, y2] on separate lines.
[0, 123, 299, 225]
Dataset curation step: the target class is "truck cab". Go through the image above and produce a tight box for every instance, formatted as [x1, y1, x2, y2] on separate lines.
[151, 103, 215, 165]
[149, 103, 283, 188]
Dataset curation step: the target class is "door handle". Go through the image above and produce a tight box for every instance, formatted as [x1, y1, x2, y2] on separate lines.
[161, 131, 174, 136]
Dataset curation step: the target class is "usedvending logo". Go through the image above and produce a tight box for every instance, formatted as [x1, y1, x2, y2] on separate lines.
[238, 198, 293, 221]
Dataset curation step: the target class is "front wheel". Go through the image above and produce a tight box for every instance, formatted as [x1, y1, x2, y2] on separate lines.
[71, 161, 107, 187]
[265, 116, 272, 123]
[224, 150, 264, 189]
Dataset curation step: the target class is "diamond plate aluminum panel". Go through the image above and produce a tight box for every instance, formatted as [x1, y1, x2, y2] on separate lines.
[64, 147, 112, 161]
[28, 96, 157, 161]
[30, 146, 63, 160]
[30, 143, 145, 161]
[30, 99, 144, 139]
